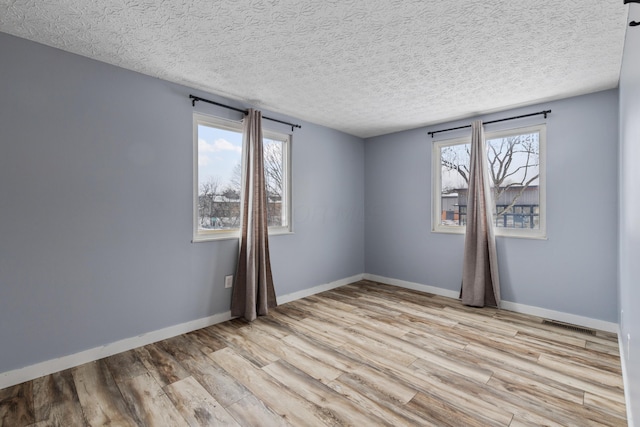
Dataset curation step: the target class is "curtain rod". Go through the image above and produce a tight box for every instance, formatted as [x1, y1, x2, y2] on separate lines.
[189, 95, 302, 131]
[427, 110, 551, 138]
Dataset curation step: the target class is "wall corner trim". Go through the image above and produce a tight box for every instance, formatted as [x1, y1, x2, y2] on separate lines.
[619, 326, 636, 426]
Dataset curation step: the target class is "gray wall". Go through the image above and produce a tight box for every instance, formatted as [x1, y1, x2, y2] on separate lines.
[365, 90, 619, 322]
[619, 16, 640, 423]
[0, 32, 364, 374]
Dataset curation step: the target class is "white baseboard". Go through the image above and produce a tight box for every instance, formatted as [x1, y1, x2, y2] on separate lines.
[0, 310, 233, 390]
[500, 301, 618, 333]
[278, 273, 364, 305]
[0, 273, 364, 390]
[363, 273, 618, 333]
[363, 273, 461, 299]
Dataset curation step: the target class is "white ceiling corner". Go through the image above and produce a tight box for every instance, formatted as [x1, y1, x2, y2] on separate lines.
[0, 0, 629, 138]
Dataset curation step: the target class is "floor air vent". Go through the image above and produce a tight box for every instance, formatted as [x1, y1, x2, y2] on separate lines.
[542, 319, 596, 336]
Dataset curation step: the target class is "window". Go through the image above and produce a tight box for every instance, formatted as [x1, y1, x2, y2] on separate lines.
[432, 124, 546, 239]
[193, 113, 292, 241]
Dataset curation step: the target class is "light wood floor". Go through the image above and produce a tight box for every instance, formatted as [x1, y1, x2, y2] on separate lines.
[0, 280, 627, 426]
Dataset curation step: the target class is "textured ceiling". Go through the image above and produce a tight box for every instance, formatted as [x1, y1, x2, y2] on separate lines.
[0, 0, 629, 138]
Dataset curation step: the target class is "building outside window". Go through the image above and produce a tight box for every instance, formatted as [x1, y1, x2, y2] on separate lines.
[433, 124, 546, 239]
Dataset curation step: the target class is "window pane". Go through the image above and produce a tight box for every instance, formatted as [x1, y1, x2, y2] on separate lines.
[486, 132, 540, 230]
[197, 124, 242, 232]
[263, 137, 287, 227]
[440, 142, 470, 226]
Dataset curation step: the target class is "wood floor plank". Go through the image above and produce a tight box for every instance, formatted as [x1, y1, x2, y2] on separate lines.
[347, 323, 494, 383]
[464, 343, 626, 404]
[487, 374, 626, 427]
[289, 298, 361, 326]
[248, 316, 293, 339]
[72, 360, 138, 427]
[242, 326, 342, 383]
[537, 353, 624, 388]
[354, 292, 459, 328]
[175, 352, 250, 408]
[495, 312, 619, 349]
[206, 325, 281, 368]
[272, 304, 309, 322]
[509, 416, 547, 427]
[362, 312, 435, 337]
[262, 359, 392, 426]
[333, 341, 516, 427]
[183, 328, 228, 354]
[487, 369, 585, 406]
[584, 392, 629, 421]
[586, 340, 623, 356]
[134, 343, 191, 387]
[407, 391, 510, 427]
[408, 359, 566, 427]
[157, 334, 209, 362]
[515, 333, 623, 373]
[328, 373, 439, 426]
[0, 382, 34, 426]
[267, 310, 345, 348]
[116, 372, 188, 427]
[32, 370, 86, 426]
[347, 364, 418, 404]
[104, 350, 147, 384]
[413, 339, 588, 404]
[441, 306, 521, 337]
[208, 347, 336, 427]
[327, 293, 406, 318]
[299, 318, 418, 367]
[225, 395, 293, 427]
[304, 294, 359, 313]
[510, 326, 588, 348]
[447, 323, 542, 361]
[281, 334, 363, 373]
[163, 376, 241, 427]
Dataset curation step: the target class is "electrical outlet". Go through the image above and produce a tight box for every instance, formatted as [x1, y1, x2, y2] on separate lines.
[225, 275, 233, 289]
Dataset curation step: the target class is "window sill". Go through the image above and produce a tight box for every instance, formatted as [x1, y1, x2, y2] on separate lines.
[192, 228, 293, 243]
[432, 227, 547, 240]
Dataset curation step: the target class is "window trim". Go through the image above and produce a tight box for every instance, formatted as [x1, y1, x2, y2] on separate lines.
[192, 112, 293, 243]
[431, 124, 547, 239]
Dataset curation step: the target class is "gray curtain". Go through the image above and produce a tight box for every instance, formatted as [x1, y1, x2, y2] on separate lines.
[231, 109, 277, 321]
[461, 120, 501, 308]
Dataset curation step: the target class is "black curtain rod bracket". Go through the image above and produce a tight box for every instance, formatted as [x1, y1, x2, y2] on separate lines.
[189, 95, 301, 132]
[428, 109, 551, 138]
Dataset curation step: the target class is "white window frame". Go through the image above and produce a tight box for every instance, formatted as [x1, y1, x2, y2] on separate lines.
[432, 124, 546, 239]
[193, 112, 293, 242]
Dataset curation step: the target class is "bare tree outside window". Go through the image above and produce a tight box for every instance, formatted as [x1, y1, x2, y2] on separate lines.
[264, 138, 285, 227]
[199, 177, 222, 228]
[438, 129, 541, 230]
[487, 133, 539, 219]
[264, 139, 283, 201]
[223, 139, 286, 228]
